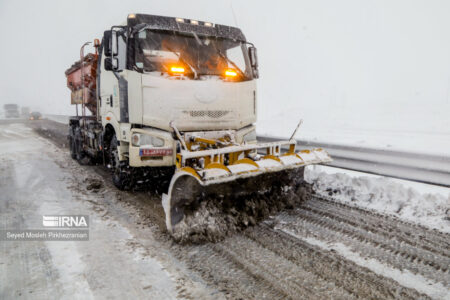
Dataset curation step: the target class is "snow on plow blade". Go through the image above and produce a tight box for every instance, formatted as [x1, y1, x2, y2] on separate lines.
[162, 141, 332, 237]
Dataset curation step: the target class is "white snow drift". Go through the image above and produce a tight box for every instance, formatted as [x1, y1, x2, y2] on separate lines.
[305, 165, 450, 233]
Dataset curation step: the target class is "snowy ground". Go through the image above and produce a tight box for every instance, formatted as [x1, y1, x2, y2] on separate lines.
[1, 120, 449, 299]
[0, 122, 216, 299]
[306, 165, 450, 233]
[43, 115, 69, 124]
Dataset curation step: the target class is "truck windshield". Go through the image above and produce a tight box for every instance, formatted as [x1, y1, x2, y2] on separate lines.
[134, 29, 253, 80]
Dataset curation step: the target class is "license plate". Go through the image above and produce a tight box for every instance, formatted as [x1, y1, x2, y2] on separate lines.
[139, 148, 173, 157]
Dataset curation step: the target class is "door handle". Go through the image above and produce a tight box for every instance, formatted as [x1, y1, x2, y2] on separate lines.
[105, 95, 113, 107]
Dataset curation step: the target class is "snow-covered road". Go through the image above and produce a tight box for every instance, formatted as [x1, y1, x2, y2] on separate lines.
[0, 123, 215, 299]
[1, 120, 449, 299]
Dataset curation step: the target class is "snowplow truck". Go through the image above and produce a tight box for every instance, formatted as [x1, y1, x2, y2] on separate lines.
[65, 14, 331, 236]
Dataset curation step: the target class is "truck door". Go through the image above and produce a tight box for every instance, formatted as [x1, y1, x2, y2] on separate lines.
[99, 31, 128, 124]
[99, 58, 120, 122]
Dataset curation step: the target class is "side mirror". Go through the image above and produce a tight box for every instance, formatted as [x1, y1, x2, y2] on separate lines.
[248, 47, 259, 78]
[111, 31, 118, 56]
[104, 57, 118, 71]
[103, 31, 112, 57]
[103, 30, 118, 57]
[103, 29, 122, 71]
[248, 47, 258, 68]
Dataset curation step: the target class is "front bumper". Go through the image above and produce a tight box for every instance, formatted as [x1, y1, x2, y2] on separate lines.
[128, 128, 176, 167]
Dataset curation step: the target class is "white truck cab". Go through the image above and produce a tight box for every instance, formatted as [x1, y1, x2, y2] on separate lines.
[68, 14, 260, 188]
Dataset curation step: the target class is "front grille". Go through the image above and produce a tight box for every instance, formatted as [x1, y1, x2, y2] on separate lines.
[183, 110, 230, 118]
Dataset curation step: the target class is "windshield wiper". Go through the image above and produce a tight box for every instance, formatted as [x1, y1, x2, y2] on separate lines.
[190, 31, 246, 78]
[215, 50, 246, 78]
[209, 41, 246, 78]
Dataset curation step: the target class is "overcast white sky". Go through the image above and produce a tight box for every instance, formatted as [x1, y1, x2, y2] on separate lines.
[0, 0, 449, 136]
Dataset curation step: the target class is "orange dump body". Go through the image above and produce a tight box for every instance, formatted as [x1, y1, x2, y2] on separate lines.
[65, 53, 98, 115]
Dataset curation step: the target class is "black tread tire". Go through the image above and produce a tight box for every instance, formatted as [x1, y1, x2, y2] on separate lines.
[68, 125, 77, 159]
[74, 127, 87, 163]
[69, 130, 77, 160]
[69, 138, 77, 159]
[109, 134, 132, 190]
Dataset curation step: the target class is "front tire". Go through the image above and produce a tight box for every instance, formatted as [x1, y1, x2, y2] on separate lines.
[109, 134, 133, 190]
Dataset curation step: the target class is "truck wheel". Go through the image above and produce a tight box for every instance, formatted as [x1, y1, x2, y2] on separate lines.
[74, 127, 86, 162]
[68, 126, 77, 159]
[69, 136, 77, 159]
[109, 134, 133, 190]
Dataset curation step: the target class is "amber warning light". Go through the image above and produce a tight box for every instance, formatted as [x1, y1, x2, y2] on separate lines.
[169, 66, 185, 75]
[225, 69, 238, 77]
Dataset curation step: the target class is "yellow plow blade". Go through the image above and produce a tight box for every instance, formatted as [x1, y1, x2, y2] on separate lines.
[162, 143, 332, 240]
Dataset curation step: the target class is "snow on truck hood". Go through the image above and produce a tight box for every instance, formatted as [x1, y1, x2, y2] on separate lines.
[140, 73, 257, 132]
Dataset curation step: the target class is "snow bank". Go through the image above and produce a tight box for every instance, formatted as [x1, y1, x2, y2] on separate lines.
[305, 166, 450, 233]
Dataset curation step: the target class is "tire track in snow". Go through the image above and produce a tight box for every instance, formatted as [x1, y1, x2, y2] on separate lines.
[296, 233, 448, 300]
[245, 225, 428, 300]
[274, 207, 449, 286]
[308, 195, 450, 252]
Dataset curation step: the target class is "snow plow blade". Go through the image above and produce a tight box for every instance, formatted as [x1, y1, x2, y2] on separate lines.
[162, 140, 332, 239]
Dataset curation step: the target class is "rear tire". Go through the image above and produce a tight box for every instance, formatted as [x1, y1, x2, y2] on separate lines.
[74, 127, 87, 163]
[69, 140, 77, 159]
[68, 129, 77, 159]
[109, 134, 133, 190]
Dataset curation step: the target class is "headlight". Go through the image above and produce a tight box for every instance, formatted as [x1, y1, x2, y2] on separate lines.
[243, 130, 257, 143]
[131, 133, 164, 147]
[131, 133, 140, 146]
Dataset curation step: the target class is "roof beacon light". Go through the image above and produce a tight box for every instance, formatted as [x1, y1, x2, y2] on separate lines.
[190, 20, 199, 25]
[176, 18, 184, 23]
[128, 14, 136, 19]
[225, 69, 238, 77]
